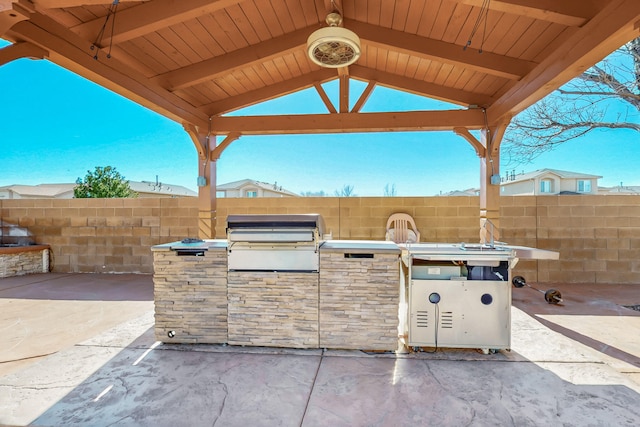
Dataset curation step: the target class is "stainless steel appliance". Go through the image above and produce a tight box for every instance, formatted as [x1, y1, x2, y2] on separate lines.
[226, 214, 325, 271]
[403, 243, 517, 352]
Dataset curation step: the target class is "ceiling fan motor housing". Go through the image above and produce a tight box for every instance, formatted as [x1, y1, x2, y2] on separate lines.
[307, 19, 361, 68]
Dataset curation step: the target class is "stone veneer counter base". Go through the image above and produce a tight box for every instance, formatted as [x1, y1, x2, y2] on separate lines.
[227, 271, 319, 348]
[319, 240, 401, 351]
[152, 239, 401, 350]
[152, 241, 228, 344]
[0, 244, 50, 278]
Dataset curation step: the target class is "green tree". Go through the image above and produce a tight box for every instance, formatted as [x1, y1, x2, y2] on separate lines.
[74, 166, 137, 198]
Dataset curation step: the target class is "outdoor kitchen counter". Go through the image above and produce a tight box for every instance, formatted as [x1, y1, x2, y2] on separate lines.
[319, 240, 401, 350]
[151, 239, 228, 252]
[152, 239, 228, 344]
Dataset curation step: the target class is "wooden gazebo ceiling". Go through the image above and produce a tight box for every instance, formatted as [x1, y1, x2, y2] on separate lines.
[2, 0, 640, 134]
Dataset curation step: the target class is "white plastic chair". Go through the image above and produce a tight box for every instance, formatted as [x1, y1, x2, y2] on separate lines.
[385, 213, 420, 243]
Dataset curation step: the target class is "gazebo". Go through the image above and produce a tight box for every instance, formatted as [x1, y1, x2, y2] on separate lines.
[2, 0, 639, 239]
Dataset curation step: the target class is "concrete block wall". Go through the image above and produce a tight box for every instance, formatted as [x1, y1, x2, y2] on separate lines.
[319, 251, 400, 350]
[214, 196, 480, 243]
[534, 195, 640, 284]
[3, 195, 640, 284]
[0, 198, 198, 274]
[153, 249, 228, 344]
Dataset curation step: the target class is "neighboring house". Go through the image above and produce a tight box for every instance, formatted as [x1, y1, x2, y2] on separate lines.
[437, 188, 480, 197]
[0, 184, 75, 199]
[598, 185, 640, 195]
[0, 181, 197, 199]
[500, 169, 601, 196]
[216, 179, 299, 198]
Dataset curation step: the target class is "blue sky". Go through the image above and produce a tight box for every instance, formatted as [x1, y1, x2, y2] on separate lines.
[1, 38, 638, 196]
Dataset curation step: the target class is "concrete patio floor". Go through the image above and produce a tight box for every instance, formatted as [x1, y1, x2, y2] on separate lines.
[1, 273, 639, 426]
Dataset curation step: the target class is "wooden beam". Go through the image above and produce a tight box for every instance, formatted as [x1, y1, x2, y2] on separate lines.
[183, 122, 208, 159]
[489, 118, 512, 156]
[487, 0, 640, 122]
[204, 69, 336, 115]
[71, 0, 244, 46]
[346, 19, 536, 80]
[339, 72, 349, 113]
[351, 81, 376, 113]
[454, 127, 486, 158]
[210, 109, 486, 135]
[314, 82, 337, 114]
[7, 13, 209, 128]
[154, 25, 314, 91]
[349, 65, 494, 107]
[33, 0, 143, 7]
[210, 132, 241, 161]
[0, 41, 47, 65]
[0, 0, 32, 37]
[457, 0, 600, 27]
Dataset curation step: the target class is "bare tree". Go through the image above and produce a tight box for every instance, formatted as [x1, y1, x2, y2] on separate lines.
[334, 185, 356, 197]
[503, 37, 639, 164]
[383, 183, 397, 196]
[300, 190, 327, 197]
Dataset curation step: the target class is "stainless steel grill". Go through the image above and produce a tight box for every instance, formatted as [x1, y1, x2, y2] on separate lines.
[226, 214, 325, 272]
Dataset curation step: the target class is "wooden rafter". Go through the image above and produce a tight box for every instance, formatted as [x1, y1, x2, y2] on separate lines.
[350, 65, 493, 107]
[0, 41, 47, 65]
[210, 109, 486, 135]
[205, 69, 336, 115]
[346, 20, 536, 80]
[1, 0, 636, 151]
[33, 0, 142, 7]
[70, 0, 244, 46]
[351, 81, 376, 113]
[153, 25, 315, 91]
[0, 0, 32, 36]
[314, 82, 337, 114]
[457, 0, 600, 27]
[8, 12, 210, 128]
[487, 0, 640, 122]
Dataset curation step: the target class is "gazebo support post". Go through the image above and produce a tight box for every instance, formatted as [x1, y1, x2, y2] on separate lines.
[479, 118, 510, 245]
[479, 126, 501, 245]
[455, 116, 511, 245]
[184, 124, 217, 239]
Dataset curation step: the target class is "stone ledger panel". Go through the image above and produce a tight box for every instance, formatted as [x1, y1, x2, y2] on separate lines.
[319, 242, 401, 351]
[0, 245, 49, 278]
[227, 271, 319, 348]
[153, 249, 228, 344]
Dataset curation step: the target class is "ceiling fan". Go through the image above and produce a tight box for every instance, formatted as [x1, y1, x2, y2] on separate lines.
[307, 11, 361, 68]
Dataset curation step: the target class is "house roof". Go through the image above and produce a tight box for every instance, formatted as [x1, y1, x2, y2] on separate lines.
[130, 181, 197, 197]
[217, 179, 299, 196]
[1, 0, 638, 143]
[438, 188, 480, 197]
[599, 185, 640, 195]
[503, 169, 603, 184]
[0, 183, 75, 197]
[0, 181, 197, 197]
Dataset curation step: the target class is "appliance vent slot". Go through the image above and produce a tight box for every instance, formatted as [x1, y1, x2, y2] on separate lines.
[416, 311, 429, 328]
[440, 311, 454, 328]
